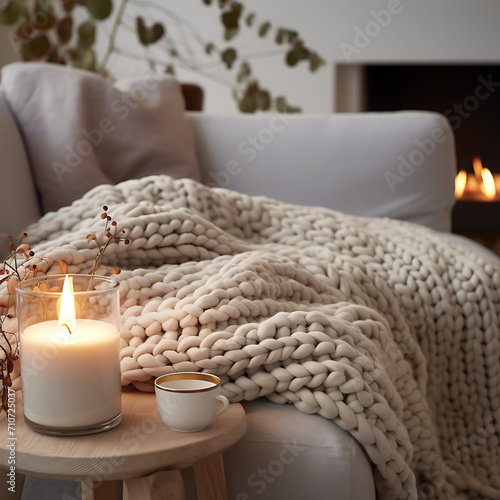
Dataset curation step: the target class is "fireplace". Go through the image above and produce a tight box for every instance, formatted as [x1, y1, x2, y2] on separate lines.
[336, 64, 500, 254]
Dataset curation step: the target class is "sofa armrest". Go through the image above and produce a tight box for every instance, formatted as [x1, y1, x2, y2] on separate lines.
[0, 89, 41, 253]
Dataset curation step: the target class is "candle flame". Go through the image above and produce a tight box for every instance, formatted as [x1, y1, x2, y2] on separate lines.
[455, 170, 467, 199]
[59, 275, 76, 333]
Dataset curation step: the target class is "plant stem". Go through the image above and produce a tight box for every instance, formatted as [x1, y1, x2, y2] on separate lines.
[113, 48, 236, 88]
[100, 0, 130, 74]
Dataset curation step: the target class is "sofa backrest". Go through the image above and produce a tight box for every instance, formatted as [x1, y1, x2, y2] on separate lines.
[0, 84, 457, 258]
[187, 111, 457, 234]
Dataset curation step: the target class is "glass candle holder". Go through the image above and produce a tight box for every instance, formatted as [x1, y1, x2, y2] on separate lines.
[16, 274, 122, 436]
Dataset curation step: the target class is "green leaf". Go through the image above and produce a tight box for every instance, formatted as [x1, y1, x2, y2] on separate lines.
[285, 49, 299, 66]
[275, 96, 301, 113]
[77, 20, 95, 49]
[245, 13, 254, 27]
[136, 17, 165, 46]
[258, 21, 271, 37]
[69, 47, 97, 72]
[165, 64, 175, 75]
[276, 28, 298, 45]
[221, 47, 237, 69]
[256, 90, 270, 111]
[236, 61, 251, 83]
[275, 28, 284, 45]
[224, 27, 238, 41]
[87, 0, 112, 20]
[217, 0, 229, 7]
[205, 42, 214, 54]
[47, 48, 65, 65]
[0, 0, 22, 26]
[286, 30, 298, 43]
[238, 94, 256, 113]
[63, 0, 75, 12]
[33, 0, 55, 30]
[22, 34, 51, 60]
[221, 2, 242, 28]
[309, 52, 325, 72]
[57, 16, 73, 44]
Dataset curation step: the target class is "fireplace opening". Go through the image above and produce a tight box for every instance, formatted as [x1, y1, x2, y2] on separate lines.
[337, 64, 500, 254]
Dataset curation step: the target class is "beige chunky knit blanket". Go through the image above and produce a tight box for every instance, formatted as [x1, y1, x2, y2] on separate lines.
[13, 175, 500, 499]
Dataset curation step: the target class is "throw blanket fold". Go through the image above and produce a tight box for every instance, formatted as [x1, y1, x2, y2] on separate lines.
[11, 175, 500, 499]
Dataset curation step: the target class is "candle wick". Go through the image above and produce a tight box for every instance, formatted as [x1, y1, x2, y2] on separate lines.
[62, 323, 73, 335]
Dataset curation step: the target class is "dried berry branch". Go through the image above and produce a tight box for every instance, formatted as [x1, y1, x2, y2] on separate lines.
[0, 203, 131, 412]
[86, 205, 130, 276]
[0, 233, 61, 411]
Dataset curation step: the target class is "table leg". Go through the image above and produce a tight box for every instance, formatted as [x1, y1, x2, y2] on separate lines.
[81, 479, 122, 500]
[193, 453, 227, 500]
[0, 471, 25, 500]
[124, 470, 185, 500]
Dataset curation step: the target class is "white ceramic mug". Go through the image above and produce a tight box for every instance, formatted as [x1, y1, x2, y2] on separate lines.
[154, 372, 229, 432]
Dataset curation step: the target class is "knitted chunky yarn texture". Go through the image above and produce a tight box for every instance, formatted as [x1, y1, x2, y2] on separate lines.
[23, 175, 500, 499]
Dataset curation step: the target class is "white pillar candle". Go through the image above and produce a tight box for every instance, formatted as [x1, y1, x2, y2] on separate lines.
[18, 274, 122, 432]
[21, 319, 121, 428]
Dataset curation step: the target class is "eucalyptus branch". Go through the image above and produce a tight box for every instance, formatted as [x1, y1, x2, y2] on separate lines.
[100, 0, 131, 73]
[112, 48, 236, 88]
[0, 0, 325, 112]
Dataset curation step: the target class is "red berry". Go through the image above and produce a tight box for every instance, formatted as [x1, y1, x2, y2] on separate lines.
[124, 239, 130, 245]
[7, 236, 12, 242]
[103, 205, 108, 211]
[22, 233, 28, 238]
[112, 221, 117, 226]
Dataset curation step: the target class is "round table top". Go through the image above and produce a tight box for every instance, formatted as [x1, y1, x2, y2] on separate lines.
[0, 389, 247, 481]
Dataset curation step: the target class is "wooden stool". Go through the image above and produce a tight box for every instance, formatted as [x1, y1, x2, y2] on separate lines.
[0, 390, 247, 500]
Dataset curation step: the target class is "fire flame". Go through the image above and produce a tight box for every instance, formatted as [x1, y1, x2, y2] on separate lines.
[480, 167, 496, 199]
[454, 157, 497, 200]
[455, 170, 467, 198]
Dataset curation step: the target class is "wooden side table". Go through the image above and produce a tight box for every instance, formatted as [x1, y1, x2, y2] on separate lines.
[0, 389, 247, 500]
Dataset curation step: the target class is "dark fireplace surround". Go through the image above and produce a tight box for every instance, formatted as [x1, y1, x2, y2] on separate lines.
[338, 64, 500, 236]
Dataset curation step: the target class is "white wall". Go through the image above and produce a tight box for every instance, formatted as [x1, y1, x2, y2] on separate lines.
[1, 1, 500, 113]
[102, 0, 500, 114]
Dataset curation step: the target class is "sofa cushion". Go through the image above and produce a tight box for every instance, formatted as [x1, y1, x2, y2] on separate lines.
[1, 62, 201, 213]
